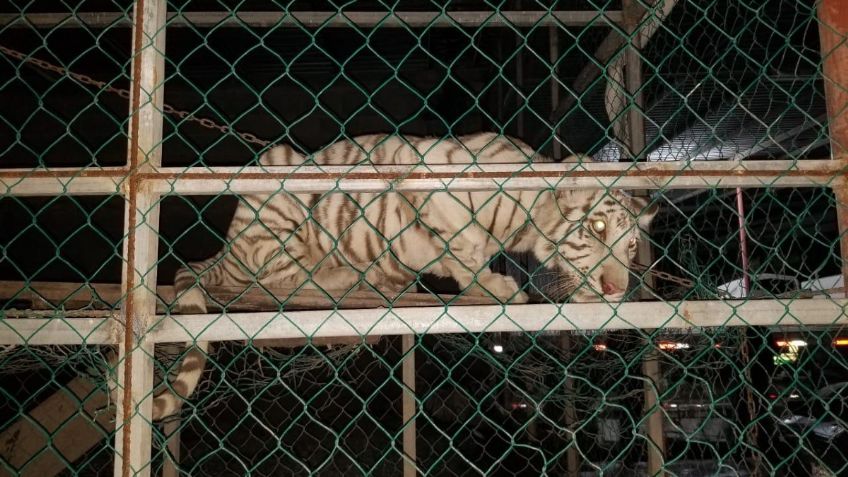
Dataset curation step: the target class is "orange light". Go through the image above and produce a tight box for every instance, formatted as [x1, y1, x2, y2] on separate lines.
[593, 343, 608, 352]
[658, 341, 690, 350]
[834, 338, 848, 347]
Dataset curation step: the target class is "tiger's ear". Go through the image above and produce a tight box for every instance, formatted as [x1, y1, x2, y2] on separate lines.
[631, 196, 659, 230]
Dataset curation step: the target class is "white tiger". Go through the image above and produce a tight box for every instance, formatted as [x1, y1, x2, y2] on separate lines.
[147, 133, 658, 420]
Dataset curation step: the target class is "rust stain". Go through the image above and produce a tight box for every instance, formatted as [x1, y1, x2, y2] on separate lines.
[0, 169, 128, 179]
[136, 167, 846, 182]
[818, 0, 848, 297]
[0, 167, 843, 185]
[1, 162, 846, 183]
[119, 0, 147, 475]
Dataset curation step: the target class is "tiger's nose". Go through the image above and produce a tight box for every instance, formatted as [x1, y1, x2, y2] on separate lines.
[602, 280, 623, 295]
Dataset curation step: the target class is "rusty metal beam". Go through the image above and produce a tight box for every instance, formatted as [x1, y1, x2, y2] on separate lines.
[819, 0, 848, 299]
[112, 0, 166, 476]
[1, 160, 843, 196]
[3, 298, 848, 346]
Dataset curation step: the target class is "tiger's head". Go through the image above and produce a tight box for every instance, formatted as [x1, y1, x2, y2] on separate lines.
[535, 189, 659, 303]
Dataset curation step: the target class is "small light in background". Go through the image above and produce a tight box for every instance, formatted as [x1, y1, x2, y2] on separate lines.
[593, 343, 608, 352]
[833, 338, 848, 347]
[775, 339, 807, 348]
[657, 341, 690, 350]
[493, 345, 504, 353]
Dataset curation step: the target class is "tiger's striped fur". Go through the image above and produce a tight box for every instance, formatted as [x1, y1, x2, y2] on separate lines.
[150, 133, 658, 420]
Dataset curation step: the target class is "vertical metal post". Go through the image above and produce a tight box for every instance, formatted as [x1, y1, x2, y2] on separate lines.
[402, 335, 417, 477]
[162, 419, 181, 477]
[623, 45, 645, 159]
[818, 0, 848, 296]
[641, 346, 664, 476]
[638, 211, 664, 477]
[623, 0, 665, 474]
[560, 333, 579, 477]
[114, 1, 166, 476]
[516, 1, 525, 137]
[550, 26, 562, 160]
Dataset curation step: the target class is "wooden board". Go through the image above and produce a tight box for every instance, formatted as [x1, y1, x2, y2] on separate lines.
[0, 280, 497, 313]
[0, 377, 113, 477]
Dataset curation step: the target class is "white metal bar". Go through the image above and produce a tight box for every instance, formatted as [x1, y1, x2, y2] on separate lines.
[115, 195, 159, 477]
[147, 299, 848, 343]
[147, 160, 844, 194]
[1, 160, 843, 198]
[0, 10, 622, 29]
[2, 298, 846, 345]
[113, 0, 166, 476]
[0, 318, 113, 345]
[162, 418, 181, 477]
[0, 174, 125, 196]
[146, 160, 837, 174]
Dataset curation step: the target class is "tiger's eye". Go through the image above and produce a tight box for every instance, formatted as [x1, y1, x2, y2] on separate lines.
[591, 219, 606, 233]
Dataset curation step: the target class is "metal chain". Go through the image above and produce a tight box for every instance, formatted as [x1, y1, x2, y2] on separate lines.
[0, 46, 705, 293]
[0, 44, 271, 148]
[632, 262, 697, 289]
[0, 44, 794, 299]
[0, 44, 713, 296]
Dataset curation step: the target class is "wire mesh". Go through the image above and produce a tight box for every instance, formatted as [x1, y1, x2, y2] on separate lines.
[1, 1, 848, 476]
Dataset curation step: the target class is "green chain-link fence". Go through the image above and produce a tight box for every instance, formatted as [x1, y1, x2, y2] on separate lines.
[2, 1, 848, 476]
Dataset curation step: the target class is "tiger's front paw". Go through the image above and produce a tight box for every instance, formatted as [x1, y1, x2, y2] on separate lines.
[472, 273, 528, 304]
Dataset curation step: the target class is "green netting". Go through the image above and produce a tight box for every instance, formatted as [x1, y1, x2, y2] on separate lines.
[2, 1, 848, 476]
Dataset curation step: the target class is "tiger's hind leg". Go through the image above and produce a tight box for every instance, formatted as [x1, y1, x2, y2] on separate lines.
[152, 225, 322, 419]
[106, 256, 220, 421]
[135, 255, 229, 421]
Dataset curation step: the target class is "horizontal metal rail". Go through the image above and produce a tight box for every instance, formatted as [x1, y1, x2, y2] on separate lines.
[0, 316, 114, 345]
[0, 160, 844, 196]
[0, 10, 622, 29]
[1, 298, 846, 345]
[0, 174, 126, 196]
